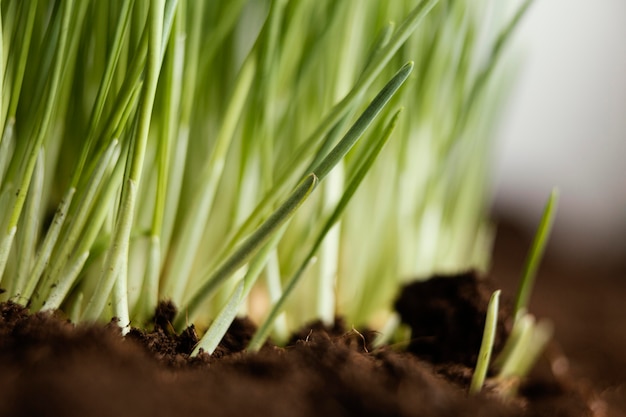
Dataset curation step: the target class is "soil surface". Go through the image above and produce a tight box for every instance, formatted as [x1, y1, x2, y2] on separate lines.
[0, 262, 594, 417]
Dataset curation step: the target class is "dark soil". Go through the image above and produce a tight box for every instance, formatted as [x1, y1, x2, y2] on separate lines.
[0, 266, 594, 417]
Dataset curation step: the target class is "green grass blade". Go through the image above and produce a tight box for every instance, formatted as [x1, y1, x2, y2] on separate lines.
[134, 9, 184, 323]
[21, 187, 75, 301]
[496, 314, 553, 394]
[311, 62, 412, 181]
[514, 188, 559, 317]
[248, 109, 402, 351]
[192, 280, 245, 356]
[41, 251, 89, 312]
[210, 112, 352, 280]
[192, 226, 287, 356]
[173, 174, 318, 330]
[0, 228, 16, 293]
[469, 289, 500, 395]
[0, 119, 15, 185]
[507, 319, 553, 379]
[0, 3, 4, 132]
[4, 0, 36, 127]
[11, 148, 44, 299]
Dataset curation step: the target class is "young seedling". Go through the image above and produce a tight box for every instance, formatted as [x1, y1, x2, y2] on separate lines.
[492, 189, 559, 396]
[469, 289, 500, 395]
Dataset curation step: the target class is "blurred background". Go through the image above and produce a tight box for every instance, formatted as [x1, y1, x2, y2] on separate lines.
[492, 0, 626, 266]
[490, 1, 625, 412]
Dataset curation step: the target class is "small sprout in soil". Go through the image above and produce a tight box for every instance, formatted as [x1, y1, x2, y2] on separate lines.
[492, 189, 559, 395]
[469, 289, 500, 395]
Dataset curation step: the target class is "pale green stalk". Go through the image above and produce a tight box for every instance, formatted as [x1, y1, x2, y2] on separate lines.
[158, 0, 204, 261]
[248, 109, 403, 351]
[193, 226, 287, 356]
[11, 148, 44, 300]
[82, 1, 165, 322]
[43, 251, 89, 312]
[174, 174, 318, 330]
[469, 290, 500, 395]
[0, 123, 13, 192]
[135, 9, 184, 322]
[22, 187, 75, 301]
[0, 4, 3, 134]
[496, 315, 553, 395]
[263, 248, 289, 341]
[2, 2, 36, 132]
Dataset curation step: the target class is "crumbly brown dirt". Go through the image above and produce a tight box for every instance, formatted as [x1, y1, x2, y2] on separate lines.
[0, 269, 593, 417]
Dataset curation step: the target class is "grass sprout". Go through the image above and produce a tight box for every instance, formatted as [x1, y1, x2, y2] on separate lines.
[469, 289, 500, 395]
[490, 189, 559, 395]
[0, 0, 533, 358]
[513, 188, 559, 319]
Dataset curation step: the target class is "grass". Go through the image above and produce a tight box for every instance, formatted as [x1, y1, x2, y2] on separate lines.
[0, 0, 540, 381]
[470, 289, 500, 395]
[492, 189, 558, 395]
[470, 189, 558, 395]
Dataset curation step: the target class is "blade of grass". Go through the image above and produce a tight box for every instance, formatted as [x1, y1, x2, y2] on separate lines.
[21, 187, 75, 301]
[192, 226, 287, 356]
[0, 3, 3, 132]
[0, 120, 14, 194]
[156, 0, 203, 264]
[248, 108, 402, 351]
[469, 289, 500, 395]
[506, 319, 553, 379]
[311, 62, 412, 182]
[134, 9, 184, 323]
[514, 188, 558, 318]
[11, 148, 44, 300]
[496, 314, 553, 393]
[173, 173, 318, 331]
[193, 280, 244, 356]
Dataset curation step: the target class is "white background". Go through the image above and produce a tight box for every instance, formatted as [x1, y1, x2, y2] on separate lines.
[492, 0, 626, 264]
